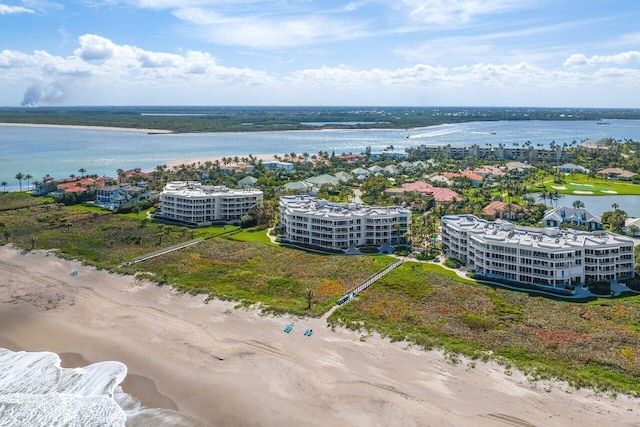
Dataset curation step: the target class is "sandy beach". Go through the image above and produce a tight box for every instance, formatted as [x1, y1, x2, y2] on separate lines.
[164, 154, 282, 170]
[1, 245, 639, 426]
[0, 123, 172, 134]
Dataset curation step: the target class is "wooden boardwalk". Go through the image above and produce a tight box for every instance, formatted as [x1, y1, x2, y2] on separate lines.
[123, 238, 205, 265]
[337, 259, 404, 306]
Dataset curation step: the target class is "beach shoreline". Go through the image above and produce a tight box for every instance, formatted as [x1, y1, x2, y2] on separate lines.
[163, 153, 282, 169]
[1, 245, 639, 426]
[0, 122, 172, 134]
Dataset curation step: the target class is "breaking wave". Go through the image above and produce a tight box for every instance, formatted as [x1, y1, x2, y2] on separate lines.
[0, 348, 210, 427]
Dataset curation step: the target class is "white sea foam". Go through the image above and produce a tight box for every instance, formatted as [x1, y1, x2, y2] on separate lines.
[0, 348, 210, 427]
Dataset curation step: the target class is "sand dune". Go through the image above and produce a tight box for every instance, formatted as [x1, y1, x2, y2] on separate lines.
[1, 245, 638, 426]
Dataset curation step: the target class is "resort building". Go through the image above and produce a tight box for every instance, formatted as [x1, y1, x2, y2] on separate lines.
[441, 215, 635, 290]
[596, 168, 637, 180]
[407, 144, 567, 162]
[543, 207, 603, 231]
[96, 183, 151, 210]
[262, 161, 294, 172]
[157, 181, 263, 226]
[279, 195, 411, 251]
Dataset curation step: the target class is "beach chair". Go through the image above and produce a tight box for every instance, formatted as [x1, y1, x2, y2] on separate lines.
[284, 325, 293, 333]
[70, 270, 78, 276]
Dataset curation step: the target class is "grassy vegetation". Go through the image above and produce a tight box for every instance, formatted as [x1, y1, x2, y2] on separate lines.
[225, 227, 277, 246]
[543, 173, 640, 195]
[329, 261, 640, 395]
[3, 191, 640, 394]
[0, 192, 393, 316]
[3, 106, 640, 133]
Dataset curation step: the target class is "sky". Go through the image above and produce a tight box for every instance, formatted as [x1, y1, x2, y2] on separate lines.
[1, 0, 640, 107]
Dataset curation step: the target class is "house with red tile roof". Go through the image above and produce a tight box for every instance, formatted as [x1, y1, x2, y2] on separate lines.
[442, 171, 483, 185]
[386, 181, 461, 204]
[56, 177, 109, 194]
[481, 201, 524, 220]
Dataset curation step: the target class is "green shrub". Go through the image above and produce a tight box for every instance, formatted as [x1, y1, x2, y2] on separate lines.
[393, 245, 412, 256]
[444, 257, 464, 269]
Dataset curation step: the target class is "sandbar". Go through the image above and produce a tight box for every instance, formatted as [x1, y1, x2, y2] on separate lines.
[0, 122, 171, 134]
[1, 245, 639, 426]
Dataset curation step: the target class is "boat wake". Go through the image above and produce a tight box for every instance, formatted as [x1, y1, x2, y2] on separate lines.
[0, 348, 210, 427]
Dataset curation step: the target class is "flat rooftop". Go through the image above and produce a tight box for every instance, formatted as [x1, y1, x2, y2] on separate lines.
[443, 215, 633, 250]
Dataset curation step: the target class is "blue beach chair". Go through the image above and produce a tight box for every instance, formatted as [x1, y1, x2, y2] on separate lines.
[284, 325, 293, 333]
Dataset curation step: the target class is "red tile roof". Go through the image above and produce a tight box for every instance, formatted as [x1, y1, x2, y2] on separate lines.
[387, 181, 461, 203]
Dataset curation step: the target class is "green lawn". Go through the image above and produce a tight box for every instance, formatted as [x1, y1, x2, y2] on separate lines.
[543, 173, 640, 195]
[226, 227, 276, 246]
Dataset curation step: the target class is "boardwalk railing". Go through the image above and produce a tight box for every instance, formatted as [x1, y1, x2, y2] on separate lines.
[123, 238, 205, 265]
[338, 259, 403, 305]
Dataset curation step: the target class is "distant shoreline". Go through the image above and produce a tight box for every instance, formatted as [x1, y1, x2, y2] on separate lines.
[163, 153, 282, 169]
[0, 122, 172, 134]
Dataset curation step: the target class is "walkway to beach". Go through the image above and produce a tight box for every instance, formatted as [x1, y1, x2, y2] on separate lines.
[123, 238, 205, 265]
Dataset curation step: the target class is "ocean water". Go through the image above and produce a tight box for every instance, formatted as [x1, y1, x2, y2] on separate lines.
[0, 348, 208, 427]
[2, 119, 640, 191]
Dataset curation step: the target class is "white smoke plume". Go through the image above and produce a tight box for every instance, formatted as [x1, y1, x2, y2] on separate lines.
[21, 81, 68, 107]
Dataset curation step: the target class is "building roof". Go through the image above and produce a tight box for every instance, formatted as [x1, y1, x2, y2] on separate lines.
[625, 217, 640, 228]
[557, 163, 586, 171]
[162, 181, 262, 198]
[386, 181, 461, 203]
[351, 167, 370, 176]
[284, 181, 314, 191]
[442, 215, 633, 250]
[597, 168, 637, 178]
[473, 166, 505, 177]
[238, 176, 258, 184]
[505, 161, 534, 171]
[305, 174, 340, 186]
[543, 206, 601, 224]
[443, 171, 483, 182]
[280, 195, 410, 219]
[482, 201, 522, 217]
[56, 177, 108, 193]
[334, 171, 353, 182]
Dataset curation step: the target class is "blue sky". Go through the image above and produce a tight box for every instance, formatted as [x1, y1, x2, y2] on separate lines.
[1, 0, 640, 107]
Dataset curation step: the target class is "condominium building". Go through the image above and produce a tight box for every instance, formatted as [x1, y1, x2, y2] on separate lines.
[157, 181, 263, 226]
[279, 195, 411, 251]
[441, 215, 635, 289]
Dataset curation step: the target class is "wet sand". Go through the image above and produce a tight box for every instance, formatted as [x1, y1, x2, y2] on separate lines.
[1, 245, 639, 426]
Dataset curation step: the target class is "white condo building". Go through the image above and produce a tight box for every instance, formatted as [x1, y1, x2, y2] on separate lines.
[157, 181, 263, 226]
[279, 195, 411, 251]
[441, 215, 635, 289]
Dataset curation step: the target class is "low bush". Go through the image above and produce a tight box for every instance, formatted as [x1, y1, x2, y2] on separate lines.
[392, 245, 412, 256]
[443, 257, 464, 269]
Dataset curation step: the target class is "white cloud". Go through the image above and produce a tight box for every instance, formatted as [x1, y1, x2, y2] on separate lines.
[74, 34, 119, 60]
[174, 9, 367, 49]
[95, 0, 266, 9]
[2, 33, 640, 106]
[564, 51, 640, 67]
[1, 35, 276, 90]
[401, 0, 537, 25]
[0, 3, 34, 14]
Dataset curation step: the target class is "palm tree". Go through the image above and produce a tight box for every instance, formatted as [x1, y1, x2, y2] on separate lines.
[572, 200, 585, 209]
[78, 168, 87, 178]
[612, 202, 619, 211]
[25, 174, 33, 191]
[1, 181, 7, 193]
[15, 172, 24, 191]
